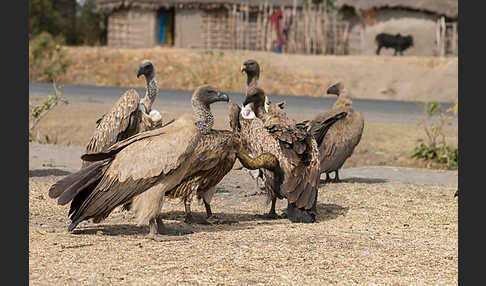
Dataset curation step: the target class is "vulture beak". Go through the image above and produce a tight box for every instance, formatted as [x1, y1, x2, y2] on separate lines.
[242, 96, 253, 107]
[240, 65, 246, 73]
[216, 92, 230, 103]
[136, 67, 144, 78]
[326, 83, 341, 96]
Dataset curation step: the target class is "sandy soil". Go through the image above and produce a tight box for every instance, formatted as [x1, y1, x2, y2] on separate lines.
[29, 170, 457, 285]
[29, 141, 457, 285]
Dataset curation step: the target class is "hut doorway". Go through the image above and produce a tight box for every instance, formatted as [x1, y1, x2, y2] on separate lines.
[158, 8, 174, 45]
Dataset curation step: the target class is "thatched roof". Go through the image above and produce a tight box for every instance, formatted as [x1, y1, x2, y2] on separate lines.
[335, 0, 458, 19]
[96, 0, 301, 12]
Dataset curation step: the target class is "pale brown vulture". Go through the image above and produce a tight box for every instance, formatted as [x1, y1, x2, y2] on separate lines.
[82, 60, 162, 168]
[308, 82, 365, 182]
[48, 85, 279, 240]
[231, 87, 347, 223]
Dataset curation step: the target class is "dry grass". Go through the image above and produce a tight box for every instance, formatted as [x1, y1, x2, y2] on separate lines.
[51, 46, 458, 102]
[29, 96, 458, 169]
[29, 173, 458, 285]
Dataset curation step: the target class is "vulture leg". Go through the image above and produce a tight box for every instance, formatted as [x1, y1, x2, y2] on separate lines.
[267, 197, 279, 218]
[333, 170, 341, 183]
[324, 172, 331, 183]
[146, 217, 185, 242]
[256, 197, 280, 220]
[204, 200, 213, 218]
[184, 192, 211, 225]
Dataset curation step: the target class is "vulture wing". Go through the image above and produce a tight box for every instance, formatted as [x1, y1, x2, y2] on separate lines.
[50, 114, 200, 231]
[85, 89, 141, 155]
[239, 111, 321, 212]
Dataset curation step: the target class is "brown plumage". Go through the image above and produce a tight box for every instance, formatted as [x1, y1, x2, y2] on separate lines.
[240, 59, 286, 190]
[48, 85, 279, 240]
[233, 87, 346, 223]
[82, 60, 161, 168]
[309, 82, 365, 182]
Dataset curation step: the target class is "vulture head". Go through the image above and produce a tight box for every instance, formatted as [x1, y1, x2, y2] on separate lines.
[243, 87, 266, 109]
[137, 60, 155, 79]
[327, 82, 353, 110]
[326, 82, 344, 96]
[242, 87, 267, 119]
[192, 85, 229, 108]
[241, 59, 260, 90]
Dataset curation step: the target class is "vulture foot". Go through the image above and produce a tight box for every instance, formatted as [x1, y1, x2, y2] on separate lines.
[244, 190, 265, 197]
[184, 213, 212, 225]
[256, 212, 282, 220]
[286, 203, 316, 223]
[146, 217, 187, 241]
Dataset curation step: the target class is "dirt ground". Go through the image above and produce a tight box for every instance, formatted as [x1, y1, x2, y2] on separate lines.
[29, 165, 457, 285]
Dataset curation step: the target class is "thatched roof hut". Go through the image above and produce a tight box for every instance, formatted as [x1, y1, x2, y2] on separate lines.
[96, 0, 303, 49]
[334, 0, 458, 56]
[97, 0, 300, 12]
[335, 0, 458, 20]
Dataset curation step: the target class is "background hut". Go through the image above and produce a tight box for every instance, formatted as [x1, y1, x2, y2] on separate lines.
[335, 0, 458, 56]
[95, 0, 298, 49]
[95, 0, 352, 55]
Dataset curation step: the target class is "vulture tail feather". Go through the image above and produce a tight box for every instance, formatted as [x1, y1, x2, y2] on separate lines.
[48, 160, 110, 205]
[314, 112, 347, 147]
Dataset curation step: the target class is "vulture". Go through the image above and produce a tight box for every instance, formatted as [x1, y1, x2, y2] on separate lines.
[48, 85, 279, 241]
[231, 87, 347, 223]
[240, 59, 286, 191]
[308, 82, 365, 182]
[82, 60, 162, 168]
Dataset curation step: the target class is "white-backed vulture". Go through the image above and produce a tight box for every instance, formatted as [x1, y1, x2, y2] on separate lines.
[309, 82, 365, 182]
[240, 59, 285, 191]
[231, 87, 347, 223]
[48, 85, 279, 240]
[82, 60, 161, 168]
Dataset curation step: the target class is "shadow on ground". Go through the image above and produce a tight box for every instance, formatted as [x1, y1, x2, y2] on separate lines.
[320, 177, 387, 186]
[316, 203, 349, 221]
[29, 169, 72, 177]
[70, 203, 348, 238]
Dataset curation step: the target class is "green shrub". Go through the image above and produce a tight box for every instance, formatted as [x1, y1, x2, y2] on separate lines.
[412, 102, 458, 169]
[29, 83, 68, 143]
[29, 32, 71, 82]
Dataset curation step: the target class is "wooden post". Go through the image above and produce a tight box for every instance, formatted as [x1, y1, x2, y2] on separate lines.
[257, 4, 262, 50]
[452, 22, 457, 56]
[206, 11, 211, 49]
[322, 5, 328, 54]
[341, 22, 349, 55]
[304, 6, 310, 54]
[267, 6, 273, 51]
[440, 16, 446, 57]
[262, 2, 268, 52]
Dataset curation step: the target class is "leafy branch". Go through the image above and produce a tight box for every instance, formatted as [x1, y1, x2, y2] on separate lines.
[29, 83, 68, 142]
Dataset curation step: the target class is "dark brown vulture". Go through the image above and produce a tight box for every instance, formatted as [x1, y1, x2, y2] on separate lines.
[48, 85, 279, 241]
[308, 82, 365, 182]
[82, 60, 162, 168]
[231, 87, 347, 223]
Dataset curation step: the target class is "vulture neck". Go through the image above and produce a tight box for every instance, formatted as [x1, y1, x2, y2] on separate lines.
[246, 75, 259, 93]
[140, 75, 158, 113]
[253, 103, 267, 119]
[192, 100, 214, 134]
